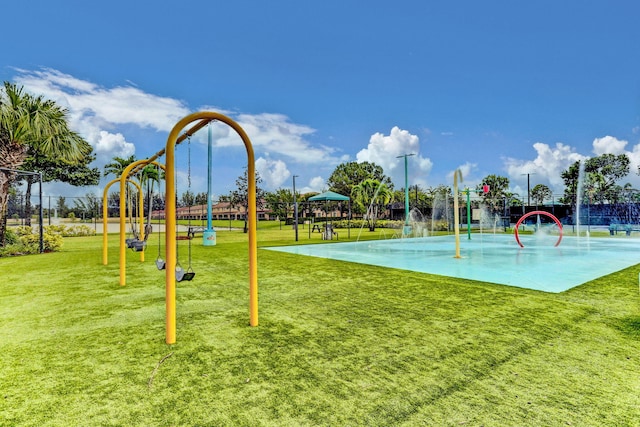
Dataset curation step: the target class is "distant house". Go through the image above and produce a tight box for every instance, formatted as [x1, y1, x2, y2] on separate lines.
[152, 200, 274, 221]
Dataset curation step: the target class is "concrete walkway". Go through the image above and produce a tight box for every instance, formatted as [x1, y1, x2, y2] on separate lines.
[26, 218, 197, 234]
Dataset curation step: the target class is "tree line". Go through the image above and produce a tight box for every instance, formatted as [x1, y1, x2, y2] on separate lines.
[2, 81, 639, 244]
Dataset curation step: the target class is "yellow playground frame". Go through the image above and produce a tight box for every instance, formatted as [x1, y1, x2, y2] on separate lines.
[164, 112, 258, 344]
[102, 177, 143, 266]
[100, 112, 257, 344]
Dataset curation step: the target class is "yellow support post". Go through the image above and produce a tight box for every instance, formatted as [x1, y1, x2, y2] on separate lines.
[103, 177, 144, 266]
[102, 178, 119, 265]
[138, 184, 145, 263]
[119, 160, 151, 286]
[165, 111, 258, 345]
[103, 162, 165, 271]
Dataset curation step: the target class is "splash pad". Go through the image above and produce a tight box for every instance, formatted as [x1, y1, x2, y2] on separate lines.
[266, 234, 640, 293]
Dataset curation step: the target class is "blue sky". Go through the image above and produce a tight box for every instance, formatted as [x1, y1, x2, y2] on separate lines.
[2, 1, 639, 200]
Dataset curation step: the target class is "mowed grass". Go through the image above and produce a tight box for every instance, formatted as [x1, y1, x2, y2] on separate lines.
[1, 224, 639, 426]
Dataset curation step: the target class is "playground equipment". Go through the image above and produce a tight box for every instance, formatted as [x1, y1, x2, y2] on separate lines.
[103, 111, 257, 344]
[514, 210, 563, 248]
[102, 177, 144, 265]
[118, 160, 165, 285]
[461, 185, 491, 240]
[154, 163, 167, 271]
[203, 123, 216, 246]
[164, 111, 258, 344]
[174, 137, 195, 282]
[454, 172, 496, 258]
[125, 180, 147, 252]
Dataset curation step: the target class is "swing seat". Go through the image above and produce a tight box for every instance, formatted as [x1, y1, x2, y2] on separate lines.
[175, 266, 195, 282]
[132, 240, 146, 252]
[176, 235, 192, 241]
[125, 238, 136, 248]
[156, 258, 166, 270]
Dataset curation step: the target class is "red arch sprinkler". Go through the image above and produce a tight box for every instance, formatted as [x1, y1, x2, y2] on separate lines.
[514, 210, 563, 248]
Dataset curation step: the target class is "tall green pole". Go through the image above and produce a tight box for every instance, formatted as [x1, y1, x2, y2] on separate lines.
[206, 124, 213, 231]
[404, 155, 410, 226]
[466, 189, 471, 240]
[397, 153, 415, 235]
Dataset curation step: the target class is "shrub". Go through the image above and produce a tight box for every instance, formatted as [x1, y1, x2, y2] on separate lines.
[15, 226, 34, 236]
[4, 228, 19, 245]
[0, 225, 65, 257]
[38, 224, 95, 237]
[63, 225, 96, 237]
[46, 225, 67, 234]
[432, 219, 450, 231]
[19, 229, 63, 252]
[0, 242, 34, 257]
[331, 219, 406, 229]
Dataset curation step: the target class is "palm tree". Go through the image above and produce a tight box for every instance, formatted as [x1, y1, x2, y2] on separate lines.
[0, 82, 88, 244]
[103, 155, 137, 179]
[103, 155, 138, 219]
[351, 178, 392, 231]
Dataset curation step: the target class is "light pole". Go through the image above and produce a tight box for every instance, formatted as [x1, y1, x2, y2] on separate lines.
[293, 175, 299, 242]
[397, 153, 415, 235]
[522, 172, 536, 207]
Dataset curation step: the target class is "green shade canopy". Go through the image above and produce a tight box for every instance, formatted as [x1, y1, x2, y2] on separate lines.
[308, 191, 350, 202]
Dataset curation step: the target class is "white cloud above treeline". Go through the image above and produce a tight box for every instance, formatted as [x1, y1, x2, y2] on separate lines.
[356, 126, 433, 188]
[504, 142, 586, 191]
[10, 68, 640, 197]
[503, 136, 640, 194]
[11, 67, 348, 193]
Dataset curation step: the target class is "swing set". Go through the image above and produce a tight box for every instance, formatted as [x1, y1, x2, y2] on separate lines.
[105, 111, 257, 344]
[153, 143, 196, 283]
[102, 177, 145, 265]
[164, 111, 258, 344]
[116, 160, 165, 284]
[124, 179, 148, 252]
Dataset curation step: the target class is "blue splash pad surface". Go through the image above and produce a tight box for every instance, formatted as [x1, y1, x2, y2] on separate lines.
[264, 234, 640, 293]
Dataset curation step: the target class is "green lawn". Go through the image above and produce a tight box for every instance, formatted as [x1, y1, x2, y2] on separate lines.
[1, 227, 639, 426]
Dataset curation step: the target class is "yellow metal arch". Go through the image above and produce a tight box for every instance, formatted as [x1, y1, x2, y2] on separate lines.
[102, 178, 144, 265]
[118, 160, 165, 285]
[165, 111, 258, 344]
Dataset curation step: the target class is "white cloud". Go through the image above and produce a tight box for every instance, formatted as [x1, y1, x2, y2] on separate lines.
[504, 137, 640, 194]
[11, 68, 348, 196]
[356, 126, 433, 188]
[592, 135, 627, 155]
[211, 113, 344, 166]
[300, 176, 326, 194]
[94, 131, 135, 160]
[13, 68, 190, 172]
[591, 136, 640, 185]
[15, 68, 190, 131]
[456, 162, 477, 180]
[255, 157, 291, 190]
[504, 142, 587, 192]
